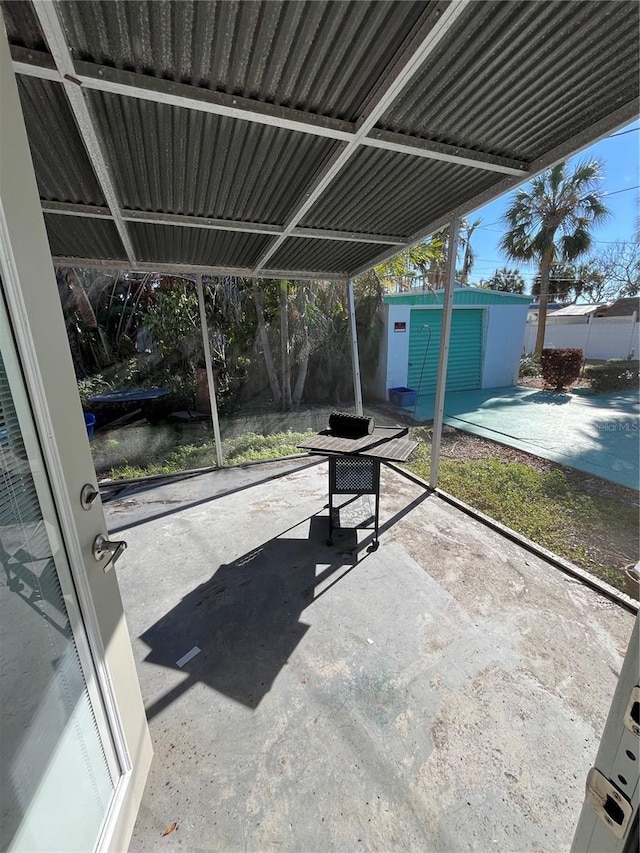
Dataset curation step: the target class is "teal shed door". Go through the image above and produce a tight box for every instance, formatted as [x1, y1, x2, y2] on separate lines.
[408, 309, 483, 394]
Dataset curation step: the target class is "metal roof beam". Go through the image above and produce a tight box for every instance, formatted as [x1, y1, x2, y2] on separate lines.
[52, 257, 348, 283]
[41, 202, 406, 246]
[292, 227, 403, 245]
[11, 45, 528, 177]
[364, 129, 527, 176]
[348, 98, 640, 279]
[43, 200, 113, 219]
[30, 3, 137, 266]
[11, 46, 59, 81]
[61, 50, 354, 142]
[252, 0, 471, 273]
[121, 209, 282, 236]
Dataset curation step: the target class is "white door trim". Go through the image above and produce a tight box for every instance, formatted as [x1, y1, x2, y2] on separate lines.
[0, 22, 151, 850]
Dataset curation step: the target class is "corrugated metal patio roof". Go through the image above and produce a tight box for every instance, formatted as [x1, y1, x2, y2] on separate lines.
[2, 0, 639, 281]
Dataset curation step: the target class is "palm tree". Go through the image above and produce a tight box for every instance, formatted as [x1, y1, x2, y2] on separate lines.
[500, 160, 609, 358]
[374, 235, 445, 290]
[459, 217, 482, 285]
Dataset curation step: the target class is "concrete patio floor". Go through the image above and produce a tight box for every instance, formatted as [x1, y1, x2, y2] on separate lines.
[414, 387, 639, 489]
[105, 458, 635, 852]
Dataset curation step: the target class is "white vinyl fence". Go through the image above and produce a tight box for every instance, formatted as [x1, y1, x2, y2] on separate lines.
[523, 314, 639, 360]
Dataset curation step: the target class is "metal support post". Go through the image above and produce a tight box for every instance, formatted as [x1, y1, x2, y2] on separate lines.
[196, 275, 224, 467]
[429, 218, 460, 489]
[347, 279, 364, 415]
[627, 311, 638, 358]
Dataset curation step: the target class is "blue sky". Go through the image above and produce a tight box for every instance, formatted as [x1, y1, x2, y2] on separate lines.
[467, 120, 640, 290]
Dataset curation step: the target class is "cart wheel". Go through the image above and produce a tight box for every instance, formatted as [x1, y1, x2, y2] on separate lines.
[326, 538, 333, 546]
[368, 540, 379, 552]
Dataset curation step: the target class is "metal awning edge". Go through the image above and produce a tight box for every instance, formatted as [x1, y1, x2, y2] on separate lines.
[348, 98, 640, 279]
[51, 256, 349, 282]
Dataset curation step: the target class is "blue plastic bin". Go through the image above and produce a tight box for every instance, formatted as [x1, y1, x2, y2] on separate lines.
[389, 387, 418, 408]
[84, 412, 96, 439]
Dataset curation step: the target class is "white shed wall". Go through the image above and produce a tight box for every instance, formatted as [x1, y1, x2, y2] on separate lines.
[379, 300, 530, 399]
[523, 315, 639, 359]
[482, 304, 529, 389]
[383, 304, 411, 397]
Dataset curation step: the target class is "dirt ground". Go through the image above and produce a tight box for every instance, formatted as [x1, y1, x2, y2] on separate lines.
[435, 423, 638, 506]
[370, 401, 639, 590]
[516, 376, 593, 390]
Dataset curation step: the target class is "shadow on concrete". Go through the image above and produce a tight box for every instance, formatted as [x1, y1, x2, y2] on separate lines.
[140, 490, 431, 718]
[518, 391, 572, 405]
[106, 457, 324, 534]
[140, 515, 360, 716]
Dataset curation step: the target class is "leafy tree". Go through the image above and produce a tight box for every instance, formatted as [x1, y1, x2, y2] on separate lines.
[372, 235, 445, 290]
[531, 245, 640, 304]
[144, 277, 203, 368]
[531, 259, 603, 303]
[369, 221, 479, 292]
[594, 241, 640, 297]
[479, 267, 526, 293]
[56, 268, 156, 376]
[500, 160, 609, 357]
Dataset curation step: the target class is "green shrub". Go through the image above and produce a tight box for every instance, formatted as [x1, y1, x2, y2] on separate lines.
[519, 355, 541, 377]
[585, 358, 639, 393]
[77, 374, 112, 407]
[540, 348, 583, 390]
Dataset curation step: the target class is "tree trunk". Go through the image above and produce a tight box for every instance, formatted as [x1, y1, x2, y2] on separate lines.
[292, 283, 316, 408]
[252, 281, 281, 404]
[325, 281, 335, 313]
[460, 219, 479, 285]
[428, 256, 444, 289]
[279, 280, 292, 411]
[534, 243, 555, 359]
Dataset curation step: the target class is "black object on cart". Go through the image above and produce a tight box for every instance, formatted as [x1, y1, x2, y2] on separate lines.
[298, 423, 417, 551]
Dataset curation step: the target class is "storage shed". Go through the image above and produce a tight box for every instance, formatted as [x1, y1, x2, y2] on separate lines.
[375, 287, 531, 401]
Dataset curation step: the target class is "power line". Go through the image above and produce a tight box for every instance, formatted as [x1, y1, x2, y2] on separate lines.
[603, 184, 640, 196]
[591, 238, 639, 244]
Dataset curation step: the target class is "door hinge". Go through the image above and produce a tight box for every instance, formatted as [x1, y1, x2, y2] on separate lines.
[585, 768, 633, 840]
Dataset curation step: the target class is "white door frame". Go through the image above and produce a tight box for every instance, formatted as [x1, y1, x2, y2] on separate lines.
[0, 22, 151, 851]
[571, 614, 639, 852]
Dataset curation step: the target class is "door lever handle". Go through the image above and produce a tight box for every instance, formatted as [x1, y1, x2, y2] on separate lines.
[93, 534, 127, 573]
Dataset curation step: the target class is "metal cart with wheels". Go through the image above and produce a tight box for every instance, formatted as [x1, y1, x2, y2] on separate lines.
[298, 426, 417, 551]
[327, 455, 381, 549]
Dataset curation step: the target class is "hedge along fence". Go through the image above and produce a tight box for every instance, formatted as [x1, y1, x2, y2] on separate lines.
[540, 348, 584, 391]
[585, 358, 640, 393]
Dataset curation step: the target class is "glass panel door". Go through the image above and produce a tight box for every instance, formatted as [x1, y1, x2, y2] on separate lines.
[0, 302, 117, 851]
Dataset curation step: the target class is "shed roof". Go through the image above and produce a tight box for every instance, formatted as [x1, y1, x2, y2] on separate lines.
[384, 286, 531, 305]
[3, 0, 639, 281]
[550, 303, 606, 317]
[596, 296, 640, 317]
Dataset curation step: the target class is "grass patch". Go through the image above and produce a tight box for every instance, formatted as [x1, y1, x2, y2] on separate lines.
[224, 430, 314, 463]
[406, 441, 637, 594]
[92, 413, 637, 596]
[100, 428, 315, 480]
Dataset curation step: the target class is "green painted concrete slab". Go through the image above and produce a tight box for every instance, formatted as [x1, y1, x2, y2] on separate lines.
[414, 387, 639, 490]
